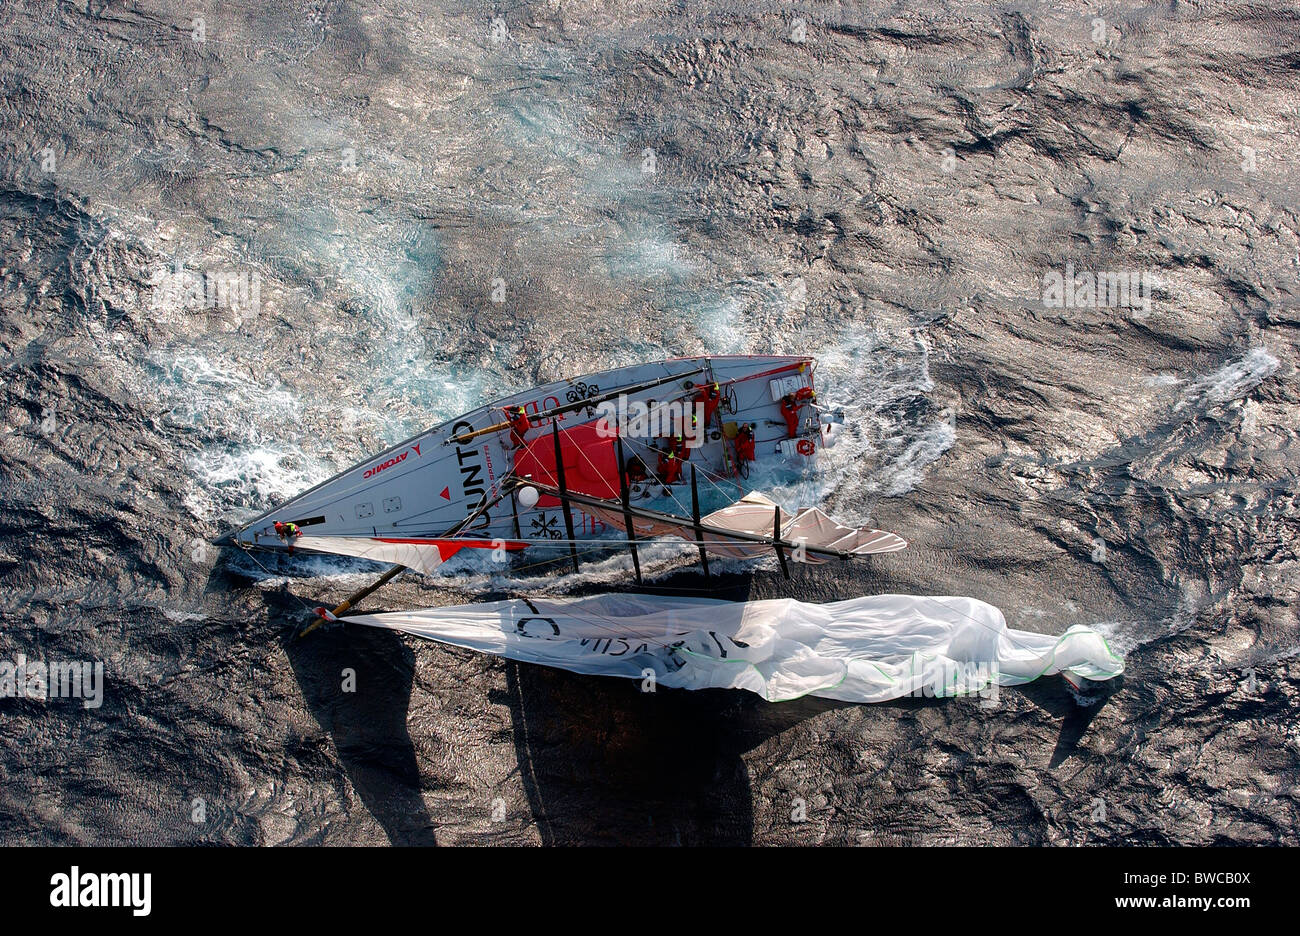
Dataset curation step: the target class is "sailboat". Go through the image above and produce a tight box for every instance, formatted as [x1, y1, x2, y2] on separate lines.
[216, 355, 907, 620]
[214, 354, 1124, 700]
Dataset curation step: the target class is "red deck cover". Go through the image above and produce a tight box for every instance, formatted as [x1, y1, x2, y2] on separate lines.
[513, 421, 620, 505]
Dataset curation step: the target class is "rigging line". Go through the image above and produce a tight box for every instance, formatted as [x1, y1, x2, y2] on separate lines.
[232, 451, 433, 539]
[247, 417, 485, 525]
[494, 533, 733, 586]
[443, 569, 722, 654]
[448, 366, 708, 446]
[419, 549, 734, 650]
[286, 539, 674, 646]
[544, 370, 741, 503]
[231, 542, 327, 618]
[458, 536, 709, 549]
[625, 429, 744, 492]
[617, 369, 738, 413]
[396, 470, 517, 532]
[251, 468, 513, 548]
[529, 481, 865, 561]
[494, 547, 617, 577]
[616, 434, 722, 493]
[270, 538, 686, 652]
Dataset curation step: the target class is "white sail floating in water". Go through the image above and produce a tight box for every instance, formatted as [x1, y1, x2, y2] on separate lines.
[342, 593, 1123, 703]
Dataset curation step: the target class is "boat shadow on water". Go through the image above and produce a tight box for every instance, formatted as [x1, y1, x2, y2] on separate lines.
[260, 586, 440, 846]
[497, 661, 850, 846]
[254, 563, 1119, 845]
[1019, 676, 1126, 770]
[263, 565, 848, 846]
[489, 569, 852, 846]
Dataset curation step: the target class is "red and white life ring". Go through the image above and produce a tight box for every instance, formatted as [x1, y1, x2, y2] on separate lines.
[796, 438, 816, 456]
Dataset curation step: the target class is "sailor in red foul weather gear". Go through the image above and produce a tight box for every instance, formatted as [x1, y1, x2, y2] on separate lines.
[664, 452, 681, 485]
[625, 455, 648, 483]
[779, 387, 817, 439]
[694, 382, 722, 425]
[672, 432, 691, 462]
[779, 394, 801, 439]
[508, 406, 531, 449]
[734, 423, 756, 467]
[657, 442, 682, 486]
[273, 520, 302, 554]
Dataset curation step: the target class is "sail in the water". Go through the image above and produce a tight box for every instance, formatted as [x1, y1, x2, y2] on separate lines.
[339, 593, 1125, 704]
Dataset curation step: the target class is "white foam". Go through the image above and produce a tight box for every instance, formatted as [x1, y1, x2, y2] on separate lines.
[877, 418, 958, 497]
[803, 325, 954, 506]
[1176, 347, 1279, 411]
[186, 444, 335, 520]
[695, 295, 749, 354]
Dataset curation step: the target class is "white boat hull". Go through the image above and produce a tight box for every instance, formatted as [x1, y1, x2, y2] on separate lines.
[216, 355, 823, 557]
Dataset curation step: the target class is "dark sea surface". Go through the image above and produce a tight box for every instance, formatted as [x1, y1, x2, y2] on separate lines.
[0, 0, 1296, 845]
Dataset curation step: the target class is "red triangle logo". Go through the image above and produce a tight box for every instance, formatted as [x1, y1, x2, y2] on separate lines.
[439, 486, 451, 500]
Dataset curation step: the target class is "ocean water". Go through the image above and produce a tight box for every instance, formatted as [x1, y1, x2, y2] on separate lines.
[0, 0, 1296, 845]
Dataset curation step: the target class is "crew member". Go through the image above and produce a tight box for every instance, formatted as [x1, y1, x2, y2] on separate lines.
[694, 382, 722, 425]
[779, 393, 801, 439]
[625, 455, 648, 483]
[656, 442, 682, 486]
[672, 432, 691, 462]
[734, 423, 756, 468]
[273, 520, 302, 555]
[508, 406, 531, 449]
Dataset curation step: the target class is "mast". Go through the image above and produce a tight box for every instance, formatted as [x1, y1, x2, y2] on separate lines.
[615, 434, 643, 586]
[690, 464, 711, 580]
[773, 504, 791, 580]
[551, 421, 581, 574]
